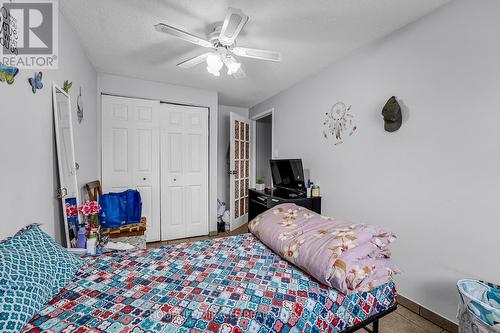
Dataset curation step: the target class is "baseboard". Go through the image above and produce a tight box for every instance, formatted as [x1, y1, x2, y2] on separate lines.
[398, 295, 458, 333]
[230, 216, 248, 232]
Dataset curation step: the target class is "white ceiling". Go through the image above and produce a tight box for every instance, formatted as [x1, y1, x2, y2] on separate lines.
[60, 0, 449, 108]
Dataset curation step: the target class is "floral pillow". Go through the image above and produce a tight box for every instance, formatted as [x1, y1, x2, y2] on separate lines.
[0, 224, 84, 332]
[249, 203, 398, 294]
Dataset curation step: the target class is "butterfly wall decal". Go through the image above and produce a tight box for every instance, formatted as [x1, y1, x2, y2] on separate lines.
[63, 80, 72, 93]
[0, 63, 19, 85]
[28, 71, 43, 94]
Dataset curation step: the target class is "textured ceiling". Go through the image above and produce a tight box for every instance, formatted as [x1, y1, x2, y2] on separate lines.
[60, 0, 450, 107]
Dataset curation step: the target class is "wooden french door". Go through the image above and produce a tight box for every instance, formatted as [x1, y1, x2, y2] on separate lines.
[229, 112, 251, 230]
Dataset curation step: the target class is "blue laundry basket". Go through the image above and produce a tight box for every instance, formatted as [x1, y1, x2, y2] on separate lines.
[457, 279, 500, 333]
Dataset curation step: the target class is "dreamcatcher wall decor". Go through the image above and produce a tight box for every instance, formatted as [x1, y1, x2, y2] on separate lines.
[323, 102, 357, 145]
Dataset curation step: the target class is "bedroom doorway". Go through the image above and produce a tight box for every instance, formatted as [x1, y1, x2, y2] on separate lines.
[251, 108, 275, 190]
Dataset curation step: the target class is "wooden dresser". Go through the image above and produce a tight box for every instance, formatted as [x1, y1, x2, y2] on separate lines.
[248, 188, 321, 220]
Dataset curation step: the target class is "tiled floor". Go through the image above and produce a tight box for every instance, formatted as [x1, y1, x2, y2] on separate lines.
[370, 306, 453, 333]
[147, 225, 453, 333]
[146, 224, 250, 248]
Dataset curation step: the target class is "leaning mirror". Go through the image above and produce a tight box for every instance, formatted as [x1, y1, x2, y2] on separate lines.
[53, 83, 81, 248]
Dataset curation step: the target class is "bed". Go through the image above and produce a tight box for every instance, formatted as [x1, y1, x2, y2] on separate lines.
[22, 233, 397, 333]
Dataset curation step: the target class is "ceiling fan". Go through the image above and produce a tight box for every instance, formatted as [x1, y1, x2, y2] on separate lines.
[154, 8, 282, 78]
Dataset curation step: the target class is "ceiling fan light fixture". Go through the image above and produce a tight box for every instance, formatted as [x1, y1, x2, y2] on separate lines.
[227, 62, 240, 75]
[224, 56, 241, 75]
[206, 53, 223, 76]
[207, 65, 221, 76]
[155, 7, 281, 79]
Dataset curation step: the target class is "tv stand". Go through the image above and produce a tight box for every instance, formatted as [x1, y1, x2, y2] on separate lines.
[248, 188, 321, 220]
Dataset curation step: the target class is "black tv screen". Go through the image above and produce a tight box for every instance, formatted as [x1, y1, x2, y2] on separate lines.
[270, 159, 305, 191]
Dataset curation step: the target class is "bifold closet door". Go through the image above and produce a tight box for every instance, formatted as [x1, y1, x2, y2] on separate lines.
[101, 95, 161, 242]
[160, 104, 209, 240]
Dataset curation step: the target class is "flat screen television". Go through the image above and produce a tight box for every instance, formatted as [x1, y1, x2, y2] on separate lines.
[270, 159, 305, 193]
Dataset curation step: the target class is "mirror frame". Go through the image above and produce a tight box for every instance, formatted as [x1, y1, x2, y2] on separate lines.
[52, 82, 81, 248]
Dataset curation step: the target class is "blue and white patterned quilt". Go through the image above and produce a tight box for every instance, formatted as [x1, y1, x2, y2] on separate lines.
[22, 234, 396, 333]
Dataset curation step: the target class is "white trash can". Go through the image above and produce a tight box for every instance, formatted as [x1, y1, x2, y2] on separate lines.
[457, 279, 500, 333]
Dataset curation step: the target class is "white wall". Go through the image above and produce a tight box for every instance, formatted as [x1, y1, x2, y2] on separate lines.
[255, 115, 272, 186]
[98, 74, 219, 232]
[217, 105, 249, 206]
[250, 0, 500, 323]
[0, 11, 97, 242]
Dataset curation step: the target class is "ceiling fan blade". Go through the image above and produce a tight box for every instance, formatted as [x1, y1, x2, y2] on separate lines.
[218, 8, 248, 46]
[177, 53, 210, 68]
[231, 47, 282, 62]
[155, 23, 213, 48]
[232, 66, 246, 79]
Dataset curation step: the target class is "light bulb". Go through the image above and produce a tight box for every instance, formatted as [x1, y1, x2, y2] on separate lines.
[227, 61, 241, 75]
[206, 53, 223, 76]
[224, 56, 241, 75]
[207, 66, 221, 76]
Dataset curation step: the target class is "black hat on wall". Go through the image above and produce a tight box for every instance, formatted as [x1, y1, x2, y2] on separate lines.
[382, 96, 402, 132]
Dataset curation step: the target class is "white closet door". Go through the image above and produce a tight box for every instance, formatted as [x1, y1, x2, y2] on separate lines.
[160, 104, 209, 240]
[101, 95, 161, 242]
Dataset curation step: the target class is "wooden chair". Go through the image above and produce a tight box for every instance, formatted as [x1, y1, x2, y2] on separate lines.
[85, 180, 103, 225]
[85, 180, 103, 202]
[101, 217, 147, 239]
[84, 180, 147, 240]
